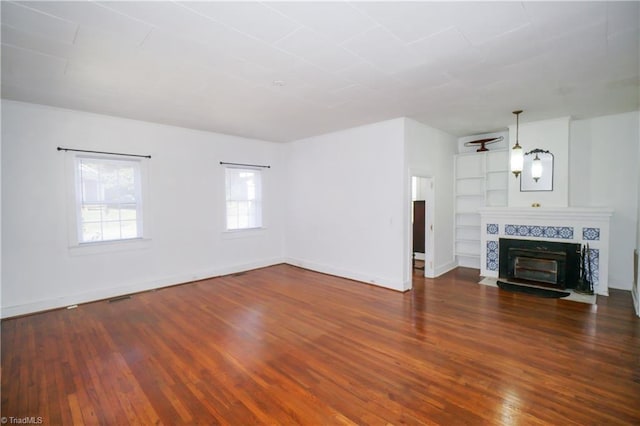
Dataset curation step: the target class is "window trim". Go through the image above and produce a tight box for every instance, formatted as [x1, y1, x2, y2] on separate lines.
[223, 165, 264, 232]
[65, 152, 152, 251]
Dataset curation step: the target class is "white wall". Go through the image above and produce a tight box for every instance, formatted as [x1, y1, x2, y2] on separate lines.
[570, 111, 640, 290]
[1, 100, 286, 317]
[0, 104, 2, 314]
[6, 99, 637, 316]
[508, 117, 570, 208]
[405, 118, 457, 279]
[284, 118, 408, 291]
[636, 112, 640, 314]
[637, 110, 640, 313]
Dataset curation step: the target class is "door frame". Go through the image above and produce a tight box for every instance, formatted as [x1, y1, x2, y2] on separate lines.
[408, 172, 435, 280]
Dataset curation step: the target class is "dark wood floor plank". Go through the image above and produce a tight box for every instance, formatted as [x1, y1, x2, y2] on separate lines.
[2, 264, 639, 425]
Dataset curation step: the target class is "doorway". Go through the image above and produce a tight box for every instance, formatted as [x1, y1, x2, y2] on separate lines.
[411, 176, 434, 278]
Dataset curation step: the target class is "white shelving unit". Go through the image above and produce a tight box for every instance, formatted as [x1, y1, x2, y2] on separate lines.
[454, 150, 508, 269]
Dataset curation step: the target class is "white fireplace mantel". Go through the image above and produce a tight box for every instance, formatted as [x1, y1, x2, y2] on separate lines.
[479, 207, 613, 221]
[479, 207, 613, 295]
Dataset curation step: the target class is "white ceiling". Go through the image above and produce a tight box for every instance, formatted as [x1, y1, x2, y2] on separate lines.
[1, 1, 639, 142]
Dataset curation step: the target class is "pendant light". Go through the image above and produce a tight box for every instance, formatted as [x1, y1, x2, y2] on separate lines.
[510, 110, 523, 178]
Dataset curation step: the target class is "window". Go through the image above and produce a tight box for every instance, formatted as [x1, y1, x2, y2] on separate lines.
[225, 167, 262, 230]
[75, 156, 143, 243]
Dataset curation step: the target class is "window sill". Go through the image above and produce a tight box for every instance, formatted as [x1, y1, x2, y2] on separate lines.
[222, 227, 267, 239]
[68, 238, 152, 256]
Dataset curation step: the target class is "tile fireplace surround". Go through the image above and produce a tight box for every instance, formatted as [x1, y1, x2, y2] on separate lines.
[479, 207, 613, 296]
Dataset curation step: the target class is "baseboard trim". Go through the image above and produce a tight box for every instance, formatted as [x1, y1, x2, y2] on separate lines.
[434, 260, 458, 277]
[284, 257, 407, 292]
[1, 257, 286, 319]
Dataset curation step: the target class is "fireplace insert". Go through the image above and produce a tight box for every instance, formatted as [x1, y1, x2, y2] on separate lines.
[498, 238, 581, 290]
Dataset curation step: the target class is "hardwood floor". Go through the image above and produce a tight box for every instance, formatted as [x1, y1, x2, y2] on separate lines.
[2, 264, 639, 425]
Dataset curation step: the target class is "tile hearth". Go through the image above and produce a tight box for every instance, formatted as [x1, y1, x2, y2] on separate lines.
[479, 277, 597, 305]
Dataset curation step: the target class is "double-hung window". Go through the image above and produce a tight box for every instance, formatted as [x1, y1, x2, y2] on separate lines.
[74, 156, 143, 243]
[225, 167, 262, 230]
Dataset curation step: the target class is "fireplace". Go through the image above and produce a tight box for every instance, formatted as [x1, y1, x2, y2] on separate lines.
[498, 238, 581, 290]
[480, 207, 613, 295]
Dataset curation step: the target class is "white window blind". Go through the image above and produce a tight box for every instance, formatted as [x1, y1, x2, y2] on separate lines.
[75, 157, 143, 243]
[225, 167, 262, 230]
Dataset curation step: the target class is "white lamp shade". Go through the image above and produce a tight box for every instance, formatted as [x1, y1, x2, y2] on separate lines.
[510, 145, 523, 174]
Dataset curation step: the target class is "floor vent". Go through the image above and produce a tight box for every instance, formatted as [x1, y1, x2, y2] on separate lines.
[108, 295, 132, 303]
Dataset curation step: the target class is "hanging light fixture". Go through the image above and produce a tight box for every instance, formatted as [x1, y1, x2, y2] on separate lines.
[531, 152, 543, 182]
[510, 110, 523, 178]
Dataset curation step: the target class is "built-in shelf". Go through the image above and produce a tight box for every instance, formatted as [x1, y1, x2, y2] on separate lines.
[456, 175, 485, 180]
[454, 149, 508, 269]
[456, 251, 481, 258]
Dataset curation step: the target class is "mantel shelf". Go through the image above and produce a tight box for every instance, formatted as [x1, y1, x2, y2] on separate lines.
[479, 207, 614, 221]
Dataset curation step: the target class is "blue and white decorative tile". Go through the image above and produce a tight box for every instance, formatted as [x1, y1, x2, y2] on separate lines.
[530, 226, 543, 237]
[517, 225, 530, 236]
[504, 225, 574, 240]
[589, 248, 600, 287]
[583, 227, 600, 241]
[543, 227, 558, 238]
[558, 227, 573, 239]
[486, 241, 499, 271]
[486, 223, 499, 235]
